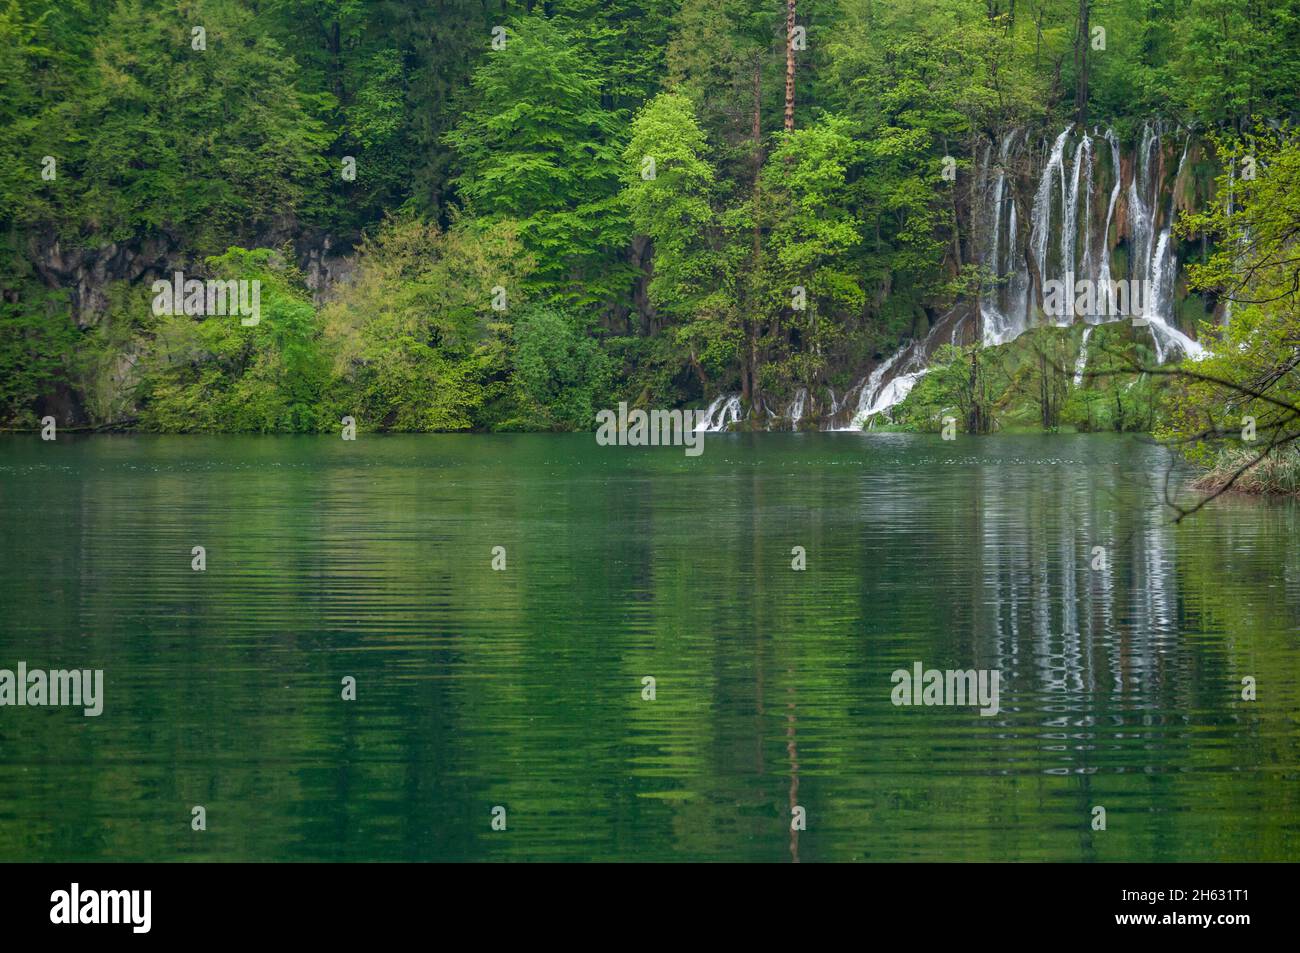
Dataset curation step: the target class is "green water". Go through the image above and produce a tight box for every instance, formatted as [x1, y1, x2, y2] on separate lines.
[0, 433, 1297, 862]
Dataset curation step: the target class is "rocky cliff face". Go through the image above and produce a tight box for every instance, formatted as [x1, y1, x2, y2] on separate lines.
[21, 224, 357, 428]
[968, 120, 1213, 359]
[30, 228, 355, 328]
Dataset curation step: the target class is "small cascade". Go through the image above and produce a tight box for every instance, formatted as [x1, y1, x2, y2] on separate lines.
[1147, 230, 1174, 355]
[1025, 125, 1074, 338]
[861, 364, 927, 424]
[1096, 129, 1122, 318]
[1006, 196, 1024, 320]
[1080, 130, 1094, 289]
[788, 388, 807, 430]
[977, 128, 1029, 345]
[1073, 326, 1092, 385]
[1127, 122, 1158, 292]
[832, 325, 950, 431]
[1058, 128, 1092, 323]
[694, 394, 742, 432]
[1137, 137, 1203, 361]
[841, 344, 909, 429]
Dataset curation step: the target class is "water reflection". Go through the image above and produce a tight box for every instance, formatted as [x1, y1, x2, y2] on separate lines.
[0, 433, 1296, 861]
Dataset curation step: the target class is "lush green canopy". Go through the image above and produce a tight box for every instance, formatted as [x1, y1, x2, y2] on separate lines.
[1, 0, 1298, 434]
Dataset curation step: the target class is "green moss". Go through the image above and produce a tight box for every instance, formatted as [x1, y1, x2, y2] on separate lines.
[889, 320, 1176, 435]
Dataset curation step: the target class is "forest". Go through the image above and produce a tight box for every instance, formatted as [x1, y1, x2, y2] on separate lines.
[1, 0, 1298, 467]
[4, 0, 1300, 873]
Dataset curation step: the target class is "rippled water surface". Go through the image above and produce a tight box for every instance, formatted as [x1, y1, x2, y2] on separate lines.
[1, 433, 1298, 861]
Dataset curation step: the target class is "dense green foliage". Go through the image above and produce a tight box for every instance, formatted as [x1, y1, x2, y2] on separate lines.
[2, 0, 1298, 432]
[895, 325, 1166, 434]
[1158, 128, 1300, 491]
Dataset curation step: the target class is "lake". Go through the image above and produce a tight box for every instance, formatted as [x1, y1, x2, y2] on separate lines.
[1, 433, 1297, 861]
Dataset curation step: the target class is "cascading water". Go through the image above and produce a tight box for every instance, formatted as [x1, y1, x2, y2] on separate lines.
[1057, 128, 1092, 325]
[788, 388, 807, 431]
[1128, 122, 1157, 292]
[829, 343, 912, 431]
[1096, 129, 1122, 317]
[1023, 125, 1074, 342]
[992, 120, 1203, 358]
[1073, 326, 1092, 385]
[845, 345, 907, 429]
[694, 394, 742, 432]
[979, 131, 1019, 344]
[700, 120, 1212, 431]
[1138, 137, 1203, 362]
[860, 365, 926, 425]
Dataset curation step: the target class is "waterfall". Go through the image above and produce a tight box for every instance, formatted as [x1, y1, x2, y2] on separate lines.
[788, 387, 807, 430]
[1096, 129, 1122, 318]
[845, 345, 907, 428]
[695, 393, 743, 432]
[1139, 138, 1203, 362]
[1148, 230, 1173, 351]
[1005, 189, 1031, 337]
[832, 321, 952, 431]
[862, 367, 926, 424]
[1080, 131, 1094, 294]
[697, 394, 725, 430]
[990, 144, 1005, 278]
[1026, 125, 1074, 335]
[717, 395, 742, 430]
[1073, 326, 1092, 386]
[980, 130, 1020, 344]
[1017, 120, 1202, 361]
[831, 343, 919, 430]
[1128, 122, 1157, 282]
[1058, 129, 1092, 324]
[772, 120, 1213, 432]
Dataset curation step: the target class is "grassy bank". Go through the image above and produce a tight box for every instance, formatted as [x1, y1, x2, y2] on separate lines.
[1193, 445, 1300, 496]
[886, 322, 1169, 435]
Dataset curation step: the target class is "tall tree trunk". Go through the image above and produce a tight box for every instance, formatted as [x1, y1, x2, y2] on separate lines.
[1074, 0, 1090, 124]
[943, 135, 964, 273]
[1039, 352, 1050, 428]
[746, 58, 764, 405]
[784, 1, 796, 132]
[779, 0, 797, 394]
[1035, 10, 1043, 68]
[968, 347, 987, 434]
